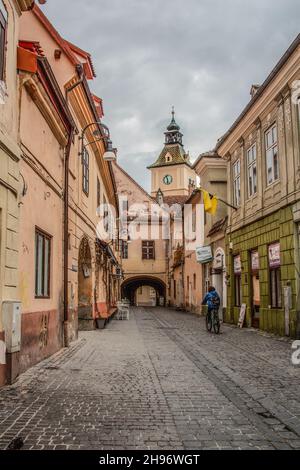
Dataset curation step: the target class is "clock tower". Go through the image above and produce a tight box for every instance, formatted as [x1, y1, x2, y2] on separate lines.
[148, 109, 196, 198]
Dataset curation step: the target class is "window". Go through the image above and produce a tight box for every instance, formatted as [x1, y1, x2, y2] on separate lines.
[35, 229, 51, 298]
[233, 159, 241, 207]
[0, 1, 7, 82]
[138, 286, 143, 295]
[142, 240, 155, 260]
[97, 176, 101, 208]
[265, 125, 279, 185]
[192, 208, 196, 234]
[247, 144, 257, 197]
[173, 280, 176, 299]
[193, 273, 196, 290]
[121, 240, 128, 259]
[82, 148, 89, 195]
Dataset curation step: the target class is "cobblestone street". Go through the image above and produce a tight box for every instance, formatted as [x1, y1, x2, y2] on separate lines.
[0, 307, 300, 450]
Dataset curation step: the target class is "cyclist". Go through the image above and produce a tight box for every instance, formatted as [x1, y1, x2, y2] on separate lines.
[202, 286, 220, 318]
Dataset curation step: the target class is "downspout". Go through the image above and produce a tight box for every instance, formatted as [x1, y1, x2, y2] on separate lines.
[63, 64, 84, 347]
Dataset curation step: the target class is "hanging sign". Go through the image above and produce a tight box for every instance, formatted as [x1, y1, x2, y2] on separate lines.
[196, 245, 213, 264]
[251, 251, 259, 271]
[268, 243, 281, 268]
[234, 255, 242, 275]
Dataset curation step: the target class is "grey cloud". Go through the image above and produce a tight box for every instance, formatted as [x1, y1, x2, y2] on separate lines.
[42, 0, 300, 190]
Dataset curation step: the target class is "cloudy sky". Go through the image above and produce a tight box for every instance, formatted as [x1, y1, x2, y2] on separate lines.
[43, 0, 299, 191]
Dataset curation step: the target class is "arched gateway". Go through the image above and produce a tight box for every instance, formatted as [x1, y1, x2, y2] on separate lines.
[121, 276, 166, 307]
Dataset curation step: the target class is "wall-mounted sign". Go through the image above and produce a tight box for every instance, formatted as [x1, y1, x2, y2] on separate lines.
[213, 250, 224, 271]
[268, 243, 281, 268]
[251, 251, 259, 271]
[196, 245, 213, 264]
[233, 255, 242, 275]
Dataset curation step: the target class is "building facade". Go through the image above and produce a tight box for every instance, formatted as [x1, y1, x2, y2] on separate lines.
[192, 151, 228, 318]
[217, 35, 300, 338]
[0, 0, 36, 387]
[113, 162, 167, 306]
[1, 3, 121, 386]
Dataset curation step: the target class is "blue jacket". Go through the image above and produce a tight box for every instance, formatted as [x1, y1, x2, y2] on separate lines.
[202, 290, 220, 311]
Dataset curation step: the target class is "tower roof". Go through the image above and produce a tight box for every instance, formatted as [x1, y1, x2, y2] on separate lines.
[148, 109, 191, 169]
[166, 107, 180, 132]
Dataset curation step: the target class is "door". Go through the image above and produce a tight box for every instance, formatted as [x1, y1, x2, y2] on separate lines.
[250, 251, 260, 328]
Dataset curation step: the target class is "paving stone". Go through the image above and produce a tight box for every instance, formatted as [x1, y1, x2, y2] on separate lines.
[0, 307, 299, 450]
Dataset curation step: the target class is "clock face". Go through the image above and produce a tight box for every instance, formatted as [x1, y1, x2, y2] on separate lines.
[163, 175, 173, 185]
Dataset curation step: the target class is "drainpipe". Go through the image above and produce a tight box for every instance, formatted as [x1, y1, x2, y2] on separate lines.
[63, 65, 83, 347]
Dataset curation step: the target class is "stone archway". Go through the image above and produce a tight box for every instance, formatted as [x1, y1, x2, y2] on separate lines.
[121, 276, 166, 307]
[78, 237, 93, 330]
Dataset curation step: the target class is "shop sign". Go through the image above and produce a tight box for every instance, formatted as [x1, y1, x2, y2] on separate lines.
[268, 243, 281, 268]
[251, 251, 259, 271]
[213, 250, 224, 271]
[233, 255, 242, 275]
[196, 245, 213, 264]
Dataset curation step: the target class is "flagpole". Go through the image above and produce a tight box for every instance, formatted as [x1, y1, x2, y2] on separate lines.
[197, 187, 238, 212]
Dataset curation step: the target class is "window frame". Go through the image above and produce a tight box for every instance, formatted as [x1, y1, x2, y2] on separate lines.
[35, 228, 51, 299]
[247, 143, 257, 198]
[265, 124, 279, 186]
[0, 1, 7, 83]
[142, 240, 155, 260]
[233, 159, 241, 207]
[121, 240, 128, 259]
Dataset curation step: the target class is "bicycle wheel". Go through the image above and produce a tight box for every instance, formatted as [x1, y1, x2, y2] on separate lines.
[206, 312, 212, 332]
[213, 310, 220, 334]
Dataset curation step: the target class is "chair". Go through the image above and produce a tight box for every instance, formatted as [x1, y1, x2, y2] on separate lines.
[116, 301, 129, 320]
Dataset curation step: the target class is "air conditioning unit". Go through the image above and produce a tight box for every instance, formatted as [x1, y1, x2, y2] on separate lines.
[2, 302, 22, 353]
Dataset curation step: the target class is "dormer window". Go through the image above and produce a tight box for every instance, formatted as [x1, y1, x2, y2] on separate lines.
[165, 154, 172, 163]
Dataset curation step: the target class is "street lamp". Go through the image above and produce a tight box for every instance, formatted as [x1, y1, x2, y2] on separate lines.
[79, 121, 116, 162]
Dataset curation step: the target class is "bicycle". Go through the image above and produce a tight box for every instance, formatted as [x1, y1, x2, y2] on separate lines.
[206, 308, 221, 334]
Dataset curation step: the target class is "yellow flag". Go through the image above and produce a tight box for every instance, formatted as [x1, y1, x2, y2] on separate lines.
[201, 189, 218, 216]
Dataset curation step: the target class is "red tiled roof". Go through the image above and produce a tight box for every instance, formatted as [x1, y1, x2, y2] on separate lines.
[163, 195, 190, 207]
[32, 5, 96, 79]
[208, 217, 228, 237]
